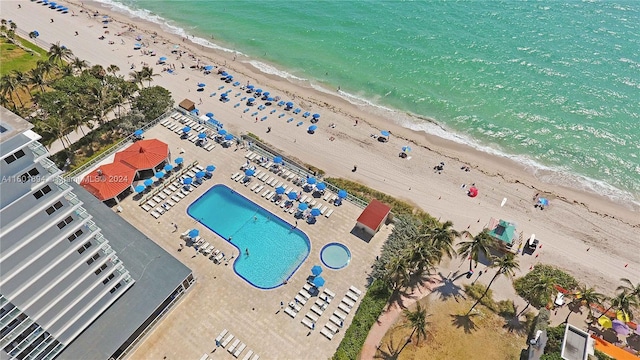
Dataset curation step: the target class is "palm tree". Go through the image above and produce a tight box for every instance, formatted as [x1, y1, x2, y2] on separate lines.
[384, 255, 411, 292]
[12, 70, 32, 102]
[457, 230, 493, 273]
[27, 67, 47, 95]
[565, 284, 604, 324]
[467, 253, 519, 315]
[139, 65, 159, 87]
[607, 291, 639, 321]
[0, 73, 20, 108]
[36, 60, 56, 81]
[48, 42, 74, 64]
[70, 57, 88, 74]
[423, 220, 461, 261]
[518, 274, 557, 316]
[617, 278, 640, 302]
[106, 64, 120, 76]
[402, 302, 429, 349]
[406, 240, 438, 280]
[129, 70, 145, 89]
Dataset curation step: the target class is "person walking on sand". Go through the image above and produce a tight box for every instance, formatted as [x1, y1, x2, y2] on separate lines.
[352, 165, 357, 172]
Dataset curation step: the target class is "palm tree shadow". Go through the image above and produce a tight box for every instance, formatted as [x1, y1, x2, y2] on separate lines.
[374, 334, 402, 360]
[451, 313, 478, 334]
[389, 273, 432, 310]
[432, 271, 467, 302]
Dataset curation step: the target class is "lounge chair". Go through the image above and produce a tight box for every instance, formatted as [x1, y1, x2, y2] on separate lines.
[333, 310, 346, 321]
[250, 183, 260, 191]
[346, 291, 358, 302]
[234, 343, 246, 358]
[349, 286, 362, 296]
[261, 189, 270, 197]
[251, 355, 260, 360]
[254, 185, 264, 193]
[285, 307, 297, 318]
[171, 195, 181, 203]
[294, 294, 306, 305]
[330, 315, 343, 327]
[338, 303, 351, 314]
[221, 334, 234, 348]
[325, 209, 334, 218]
[141, 204, 151, 212]
[321, 327, 334, 340]
[266, 192, 275, 201]
[301, 317, 314, 329]
[228, 339, 240, 353]
[300, 289, 311, 299]
[150, 211, 160, 219]
[215, 329, 228, 345]
[242, 350, 254, 360]
[342, 297, 355, 308]
[323, 288, 336, 298]
[311, 305, 323, 316]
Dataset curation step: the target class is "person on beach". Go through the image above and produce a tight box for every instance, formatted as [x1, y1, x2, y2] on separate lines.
[75, 31, 79, 36]
[352, 165, 357, 172]
[50, 19, 54, 23]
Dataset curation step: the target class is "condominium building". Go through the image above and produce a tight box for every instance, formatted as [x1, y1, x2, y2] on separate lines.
[0, 107, 193, 359]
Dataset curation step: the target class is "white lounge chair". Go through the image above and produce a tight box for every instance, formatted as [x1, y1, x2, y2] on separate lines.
[242, 350, 253, 360]
[321, 327, 334, 340]
[221, 334, 234, 347]
[301, 317, 314, 329]
[311, 305, 323, 316]
[150, 211, 160, 219]
[228, 339, 240, 353]
[323, 288, 336, 298]
[285, 307, 297, 318]
[342, 297, 355, 308]
[215, 329, 228, 344]
[349, 286, 362, 296]
[346, 291, 358, 302]
[234, 343, 246, 358]
[333, 310, 346, 321]
[339, 303, 351, 314]
[142, 204, 151, 212]
[325, 209, 334, 218]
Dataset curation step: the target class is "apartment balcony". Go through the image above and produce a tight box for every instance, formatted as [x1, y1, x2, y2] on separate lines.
[27, 141, 49, 163]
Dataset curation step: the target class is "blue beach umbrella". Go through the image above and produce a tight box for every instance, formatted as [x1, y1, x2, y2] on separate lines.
[276, 186, 286, 194]
[316, 182, 326, 191]
[159, 56, 167, 62]
[312, 113, 320, 119]
[143, 178, 153, 187]
[190, 109, 199, 115]
[218, 129, 227, 135]
[311, 265, 323, 276]
[197, 83, 206, 88]
[538, 198, 549, 206]
[247, 97, 255, 103]
[198, 132, 207, 139]
[220, 71, 228, 77]
[224, 134, 234, 141]
[287, 191, 298, 200]
[338, 189, 348, 199]
[381, 130, 390, 137]
[255, 89, 263, 94]
[32, 30, 40, 38]
[164, 163, 173, 172]
[311, 208, 321, 217]
[188, 229, 199, 238]
[245, 169, 255, 176]
[155, 171, 165, 179]
[182, 126, 191, 133]
[195, 171, 205, 179]
[174, 157, 184, 165]
[402, 146, 412, 152]
[262, 92, 270, 97]
[206, 165, 216, 172]
[183, 177, 193, 185]
[133, 129, 143, 137]
[286, 101, 294, 108]
[298, 203, 308, 211]
[273, 156, 283, 164]
[247, 85, 255, 90]
[204, 65, 214, 71]
[307, 177, 317, 185]
[135, 185, 146, 193]
[205, 112, 214, 118]
[312, 276, 325, 288]
[308, 125, 317, 131]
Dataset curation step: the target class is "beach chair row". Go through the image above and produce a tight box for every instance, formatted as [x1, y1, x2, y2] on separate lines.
[142, 164, 206, 218]
[215, 329, 259, 360]
[321, 287, 361, 340]
[139, 161, 198, 204]
[179, 228, 225, 263]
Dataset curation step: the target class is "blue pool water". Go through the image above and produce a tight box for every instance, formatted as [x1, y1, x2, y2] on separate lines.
[187, 184, 310, 289]
[320, 243, 351, 270]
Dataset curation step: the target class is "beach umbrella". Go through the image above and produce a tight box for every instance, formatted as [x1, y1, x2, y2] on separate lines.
[381, 130, 390, 137]
[247, 85, 255, 90]
[218, 129, 227, 135]
[245, 169, 255, 176]
[276, 186, 286, 194]
[195, 171, 206, 179]
[205, 112, 214, 118]
[286, 102, 294, 108]
[183, 178, 193, 186]
[308, 125, 317, 132]
[598, 316, 613, 329]
[273, 156, 283, 164]
[224, 134, 234, 141]
[402, 146, 412, 152]
[164, 163, 173, 172]
[155, 171, 165, 179]
[204, 65, 214, 71]
[612, 320, 631, 336]
[298, 203, 308, 211]
[198, 132, 207, 139]
[144, 178, 154, 187]
[262, 92, 270, 97]
[287, 191, 298, 200]
[175, 157, 184, 165]
[220, 71, 228, 77]
[133, 129, 143, 137]
[316, 182, 326, 191]
[135, 185, 146, 193]
[182, 126, 191, 133]
[311, 265, 323, 276]
[255, 88, 263, 94]
[32, 30, 40, 38]
[538, 197, 549, 206]
[311, 208, 321, 217]
[468, 186, 478, 198]
[188, 229, 199, 238]
[617, 310, 630, 323]
[247, 97, 255, 103]
[338, 189, 348, 199]
[206, 165, 216, 172]
[312, 113, 320, 119]
[312, 276, 325, 288]
[220, 93, 228, 99]
[226, 75, 233, 80]
[266, 97, 274, 103]
[307, 177, 317, 185]
[159, 56, 167, 62]
[197, 83, 206, 88]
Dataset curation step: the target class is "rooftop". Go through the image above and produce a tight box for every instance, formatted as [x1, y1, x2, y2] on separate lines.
[356, 199, 392, 232]
[0, 106, 33, 143]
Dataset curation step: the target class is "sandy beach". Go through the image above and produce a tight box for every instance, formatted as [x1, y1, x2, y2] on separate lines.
[6, 0, 638, 298]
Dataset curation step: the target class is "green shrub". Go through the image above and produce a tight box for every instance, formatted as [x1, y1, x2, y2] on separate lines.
[496, 300, 516, 318]
[464, 283, 497, 311]
[333, 280, 391, 360]
[544, 324, 566, 355]
[594, 349, 614, 360]
[513, 265, 578, 309]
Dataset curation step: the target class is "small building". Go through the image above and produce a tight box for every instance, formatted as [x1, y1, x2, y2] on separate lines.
[114, 138, 169, 173]
[81, 162, 137, 203]
[487, 218, 519, 251]
[356, 199, 391, 236]
[178, 98, 196, 112]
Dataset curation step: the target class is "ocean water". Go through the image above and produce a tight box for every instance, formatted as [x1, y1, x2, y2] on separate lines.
[103, 0, 640, 206]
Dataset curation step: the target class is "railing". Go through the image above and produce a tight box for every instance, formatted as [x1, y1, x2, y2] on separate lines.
[241, 135, 369, 209]
[64, 192, 80, 206]
[39, 158, 60, 176]
[75, 207, 90, 221]
[28, 141, 48, 158]
[63, 109, 174, 183]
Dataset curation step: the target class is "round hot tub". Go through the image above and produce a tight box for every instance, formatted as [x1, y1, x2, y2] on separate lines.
[320, 242, 351, 270]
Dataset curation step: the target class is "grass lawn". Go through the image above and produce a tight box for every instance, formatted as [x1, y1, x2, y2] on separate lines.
[0, 36, 47, 76]
[377, 296, 527, 360]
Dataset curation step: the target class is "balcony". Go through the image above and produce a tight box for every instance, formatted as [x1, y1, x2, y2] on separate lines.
[39, 158, 60, 177]
[27, 141, 49, 161]
[74, 207, 91, 221]
[64, 192, 80, 206]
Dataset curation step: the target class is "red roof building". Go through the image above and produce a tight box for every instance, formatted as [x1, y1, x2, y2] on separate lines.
[80, 162, 137, 201]
[114, 139, 169, 171]
[356, 199, 392, 236]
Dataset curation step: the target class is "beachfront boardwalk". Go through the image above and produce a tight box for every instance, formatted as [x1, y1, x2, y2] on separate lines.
[116, 121, 389, 360]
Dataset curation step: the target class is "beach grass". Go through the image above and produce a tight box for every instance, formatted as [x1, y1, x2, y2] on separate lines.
[377, 296, 527, 360]
[0, 36, 47, 76]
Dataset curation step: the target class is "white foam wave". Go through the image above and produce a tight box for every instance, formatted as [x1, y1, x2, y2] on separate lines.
[246, 61, 307, 81]
[94, 0, 241, 55]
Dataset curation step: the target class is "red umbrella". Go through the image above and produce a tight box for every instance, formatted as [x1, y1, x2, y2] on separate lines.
[468, 187, 478, 198]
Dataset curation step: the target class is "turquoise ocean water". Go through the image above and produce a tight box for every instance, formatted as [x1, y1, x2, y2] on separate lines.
[102, 0, 640, 206]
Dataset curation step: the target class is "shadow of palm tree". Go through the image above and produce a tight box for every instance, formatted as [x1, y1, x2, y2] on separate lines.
[432, 271, 466, 302]
[388, 273, 433, 310]
[451, 313, 478, 334]
[374, 334, 402, 360]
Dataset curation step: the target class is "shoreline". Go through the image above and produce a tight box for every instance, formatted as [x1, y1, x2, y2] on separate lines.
[8, 0, 638, 292]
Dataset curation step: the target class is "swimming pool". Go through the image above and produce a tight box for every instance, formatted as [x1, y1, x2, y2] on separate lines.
[187, 184, 310, 289]
[320, 243, 351, 270]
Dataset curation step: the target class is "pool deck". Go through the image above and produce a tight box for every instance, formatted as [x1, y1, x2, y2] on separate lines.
[117, 114, 390, 360]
